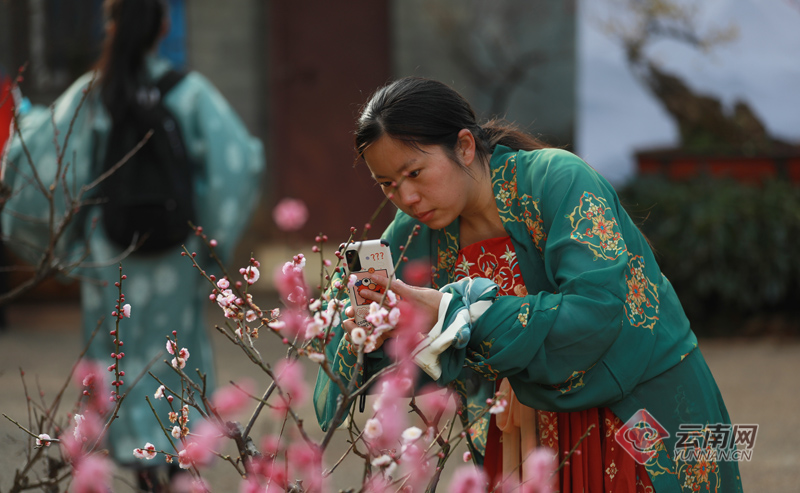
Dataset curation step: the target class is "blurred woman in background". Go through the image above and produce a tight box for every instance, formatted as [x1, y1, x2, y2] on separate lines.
[2, 0, 265, 490]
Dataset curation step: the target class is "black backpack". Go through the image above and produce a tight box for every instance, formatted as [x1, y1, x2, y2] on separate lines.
[99, 70, 195, 253]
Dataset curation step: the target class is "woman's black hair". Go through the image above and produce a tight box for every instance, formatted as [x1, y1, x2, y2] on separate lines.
[355, 77, 548, 167]
[95, 0, 166, 122]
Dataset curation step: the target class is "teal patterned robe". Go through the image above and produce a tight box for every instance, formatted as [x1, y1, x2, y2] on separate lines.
[314, 146, 742, 492]
[2, 56, 265, 463]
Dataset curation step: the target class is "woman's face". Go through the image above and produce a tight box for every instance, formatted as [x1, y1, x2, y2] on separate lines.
[363, 134, 476, 230]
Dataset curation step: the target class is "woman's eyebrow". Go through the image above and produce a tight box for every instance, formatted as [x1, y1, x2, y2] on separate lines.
[372, 159, 417, 180]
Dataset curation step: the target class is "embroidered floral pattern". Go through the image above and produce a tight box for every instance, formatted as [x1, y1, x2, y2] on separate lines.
[491, 154, 548, 254]
[465, 341, 500, 381]
[335, 339, 363, 389]
[433, 227, 459, 288]
[518, 303, 530, 327]
[567, 191, 627, 260]
[625, 254, 660, 331]
[450, 379, 490, 457]
[551, 369, 588, 395]
[537, 411, 559, 450]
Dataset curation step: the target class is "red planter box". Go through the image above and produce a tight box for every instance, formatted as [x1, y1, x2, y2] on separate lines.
[637, 149, 800, 185]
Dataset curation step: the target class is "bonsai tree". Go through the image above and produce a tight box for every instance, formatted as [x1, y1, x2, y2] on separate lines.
[601, 0, 791, 155]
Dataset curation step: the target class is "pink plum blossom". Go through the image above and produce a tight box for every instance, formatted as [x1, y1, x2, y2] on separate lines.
[212, 379, 255, 419]
[273, 198, 309, 231]
[286, 441, 325, 491]
[403, 260, 432, 286]
[121, 303, 131, 318]
[385, 300, 431, 361]
[166, 341, 177, 355]
[71, 454, 113, 493]
[273, 360, 307, 411]
[463, 451, 472, 462]
[448, 465, 488, 493]
[217, 278, 230, 290]
[521, 448, 556, 493]
[245, 310, 258, 322]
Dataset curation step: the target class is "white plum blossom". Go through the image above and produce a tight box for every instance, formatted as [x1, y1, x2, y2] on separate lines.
[363, 418, 383, 440]
[121, 304, 131, 318]
[133, 443, 157, 460]
[371, 454, 393, 467]
[171, 426, 182, 439]
[216, 289, 236, 309]
[244, 266, 260, 285]
[386, 289, 398, 307]
[347, 274, 357, 288]
[245, 310, 258, 323]
[366, 303, 388, 327]
[308, 352, 325, 364]
[154, 385, 166, 400]
[73, 414, 85, 441]
[267, 320, 286, 331]
[489, 399, 508, 415]
[178, 449, 192, 469]
[171, 357, 186, 369]
[350, 327, 367, 346]
[36, 434, 52, 446]
[388, 307, 401, 327]
[401, 426, 423, 444]
[308, 299, 322, 312]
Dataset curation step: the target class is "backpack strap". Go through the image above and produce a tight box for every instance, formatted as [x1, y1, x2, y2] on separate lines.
[155, 69, 188, 97]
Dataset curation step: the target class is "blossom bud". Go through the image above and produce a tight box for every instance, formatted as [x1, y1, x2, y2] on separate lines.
[121, 275, 127, 279]
[210, 239, 218, 247]
[167, 395, 174, 403]
[119, 371, 125, 376]
[83, 390, 89, 396]
[114, 282, 120, 287]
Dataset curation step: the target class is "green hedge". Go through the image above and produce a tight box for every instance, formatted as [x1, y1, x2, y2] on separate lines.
[618, 176, 800, 330]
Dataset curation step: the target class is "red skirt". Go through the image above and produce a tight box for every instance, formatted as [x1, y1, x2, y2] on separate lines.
[483, 407, 655, 492]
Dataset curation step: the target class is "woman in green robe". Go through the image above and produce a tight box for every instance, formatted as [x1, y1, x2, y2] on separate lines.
[315, 77, 742, 492]
[2, 0, 264, 487]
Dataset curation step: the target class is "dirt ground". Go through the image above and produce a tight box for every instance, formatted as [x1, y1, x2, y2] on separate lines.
[1, 301, 798, 492]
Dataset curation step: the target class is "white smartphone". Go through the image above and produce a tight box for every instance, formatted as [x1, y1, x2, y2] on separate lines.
[342, 239, 395, 327]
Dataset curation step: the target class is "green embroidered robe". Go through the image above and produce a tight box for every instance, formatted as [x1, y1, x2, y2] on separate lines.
[314, 146, 742, 492]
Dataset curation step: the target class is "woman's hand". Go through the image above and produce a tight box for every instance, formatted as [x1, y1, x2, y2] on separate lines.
[344, 274, 442, 352]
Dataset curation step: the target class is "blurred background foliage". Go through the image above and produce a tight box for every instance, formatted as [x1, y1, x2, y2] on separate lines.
[619, 176, 800, 335]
